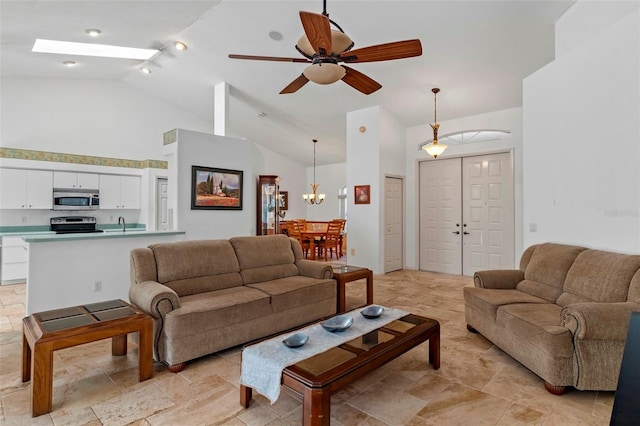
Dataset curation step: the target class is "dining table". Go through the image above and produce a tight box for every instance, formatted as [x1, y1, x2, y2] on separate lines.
[299, 222, 328, 260]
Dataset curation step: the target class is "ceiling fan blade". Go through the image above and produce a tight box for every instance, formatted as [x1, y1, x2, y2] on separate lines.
[280, 74, 310, 94]
[339, 39, 422, 63]
[228, 54, 310, 63]
[299, 11, 332, 55]
[341, 66, 382, 95]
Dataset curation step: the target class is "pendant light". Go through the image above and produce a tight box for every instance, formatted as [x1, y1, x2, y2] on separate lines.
[422, 88, 448, 159]
[302, 139, 326, 205]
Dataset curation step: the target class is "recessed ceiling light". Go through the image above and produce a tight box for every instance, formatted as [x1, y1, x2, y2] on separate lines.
[257, 112, 267, 117]
[140, 65, 152, 74]
[85, 29, 102, 37]
[269, 31, 283, 41]
[32, 39, 158, 60]
[174, 41, 187, 51]
[62, 60, 76, 67]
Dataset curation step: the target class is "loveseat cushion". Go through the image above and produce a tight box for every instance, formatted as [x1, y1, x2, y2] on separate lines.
[497, 303, 573, 357]
[463, 288, 549, 321]
[247, 276, 336, 312]
[149, 240, 242, 296]
[164, 286, 271, 338]
[230, 235, 299, 284]
[556, 250, 640, 306]
[516, 243, 586, 302]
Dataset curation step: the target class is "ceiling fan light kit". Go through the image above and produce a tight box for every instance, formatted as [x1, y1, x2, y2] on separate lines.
[423, 88, 448, 159]
[229, 0, 422, 95]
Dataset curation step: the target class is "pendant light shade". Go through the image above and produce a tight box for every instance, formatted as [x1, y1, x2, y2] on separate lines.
[422, 88, 448, 159]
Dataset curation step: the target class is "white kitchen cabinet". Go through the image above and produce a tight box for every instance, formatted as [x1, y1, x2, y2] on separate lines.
[1, 236, 28, 284]
[53, 171, 99, 189]
[0, 168, 53, 209]
[100, 174, 141, 209]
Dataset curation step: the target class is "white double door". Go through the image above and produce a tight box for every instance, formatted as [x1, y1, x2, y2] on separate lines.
[419, 152, 514, 276]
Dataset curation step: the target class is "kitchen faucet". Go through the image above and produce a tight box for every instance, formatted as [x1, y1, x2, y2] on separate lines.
[118, 216, 126, 232]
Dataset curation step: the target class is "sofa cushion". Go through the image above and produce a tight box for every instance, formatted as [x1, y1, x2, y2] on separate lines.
[247, 276, 336, 312]
[497, 303, 573, 357]
[517, 243, 586, 302]
[164, 286, 271, 338]
[463, 287, 549, 321]
[149, 240, 242, 296]
[230, 235, 299, 284]
[556, 250, 640, 306]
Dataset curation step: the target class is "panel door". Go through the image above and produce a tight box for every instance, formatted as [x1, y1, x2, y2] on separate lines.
[384, 177, 403, 272]
[462, 153, 514, 275]
[419, 159, 462, 274]
[156, 178, 169, 230]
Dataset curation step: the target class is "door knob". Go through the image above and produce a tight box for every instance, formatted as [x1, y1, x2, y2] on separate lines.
[452, 231, 460, 235]
[463, 231, 470, 235]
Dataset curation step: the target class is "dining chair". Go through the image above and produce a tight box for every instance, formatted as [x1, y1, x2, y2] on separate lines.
[289, 220, 310, 258]
[316, 220, 343, 261]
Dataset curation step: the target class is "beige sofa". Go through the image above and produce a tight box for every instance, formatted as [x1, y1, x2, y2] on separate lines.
[464, 243, 640, 394]
[129, 234, 336, 372]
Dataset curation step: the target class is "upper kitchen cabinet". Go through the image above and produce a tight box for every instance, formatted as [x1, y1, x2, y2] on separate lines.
[0, 168, 53, 209]
[53, 171, 99, 189]
[100, 174, 141, 209]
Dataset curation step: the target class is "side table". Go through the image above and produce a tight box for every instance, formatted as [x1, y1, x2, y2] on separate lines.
[332, 265, 374, 313]
[22, 299, 153, 416]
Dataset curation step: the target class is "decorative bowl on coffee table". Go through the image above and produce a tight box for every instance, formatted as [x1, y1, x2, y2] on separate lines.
[321, 315, 354, 332]
[361, 305, 385, 319]
[283, 333, 309, 348]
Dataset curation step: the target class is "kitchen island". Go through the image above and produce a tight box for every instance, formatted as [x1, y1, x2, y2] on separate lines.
[22, 230, 186, 314]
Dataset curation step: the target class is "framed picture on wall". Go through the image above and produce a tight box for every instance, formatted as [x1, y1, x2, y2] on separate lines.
[354, 185, 370, 204]
[191, 165, 243, 210]
[279, 191, 289, 211]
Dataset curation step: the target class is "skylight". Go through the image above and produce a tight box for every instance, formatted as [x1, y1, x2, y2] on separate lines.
[32, 39, 158, 60]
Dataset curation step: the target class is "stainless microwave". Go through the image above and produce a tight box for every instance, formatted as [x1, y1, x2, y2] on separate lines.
[52, 188, 100, 210]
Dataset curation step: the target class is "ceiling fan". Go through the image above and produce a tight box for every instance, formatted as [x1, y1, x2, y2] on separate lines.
[228, 0, 422, 95]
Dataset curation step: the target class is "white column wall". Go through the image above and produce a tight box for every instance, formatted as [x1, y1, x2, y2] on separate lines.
[523, 6, 640, 252]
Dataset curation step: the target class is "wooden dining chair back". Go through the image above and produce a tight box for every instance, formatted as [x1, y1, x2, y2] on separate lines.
[317, 220, 343, 260]
[289, 220, 310, 258]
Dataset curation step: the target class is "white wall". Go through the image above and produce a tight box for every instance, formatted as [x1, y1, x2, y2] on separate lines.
[167, 129, 255, 239]
[1, 79, 213, 159]
[405, 107, 523, 269]
[523, 5, 640, 253]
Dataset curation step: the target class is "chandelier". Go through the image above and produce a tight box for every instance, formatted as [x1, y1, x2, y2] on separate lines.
[422, 88, 448, 159]
[303, 139, 326, 205]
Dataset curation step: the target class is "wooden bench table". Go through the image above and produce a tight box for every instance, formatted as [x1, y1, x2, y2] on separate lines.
[22, 299, 153, 416]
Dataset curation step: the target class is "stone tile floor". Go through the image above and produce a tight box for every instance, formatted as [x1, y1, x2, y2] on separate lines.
[0, 270, 613, 425]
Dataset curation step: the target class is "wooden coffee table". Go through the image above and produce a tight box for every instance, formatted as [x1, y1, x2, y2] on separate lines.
[22, 299, 153, 416]
[332, 265, 373, 313]
[240, 313, 439, 425]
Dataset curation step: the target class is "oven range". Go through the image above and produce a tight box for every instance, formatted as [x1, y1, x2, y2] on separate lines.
[50, 217, 104, 234]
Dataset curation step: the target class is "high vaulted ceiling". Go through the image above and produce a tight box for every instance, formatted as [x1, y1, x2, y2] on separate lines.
[1, 0, 574, 166]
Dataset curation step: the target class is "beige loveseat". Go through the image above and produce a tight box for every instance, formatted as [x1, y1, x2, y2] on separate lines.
[129, 234, 336, 372]
[464, 243, 640, 394]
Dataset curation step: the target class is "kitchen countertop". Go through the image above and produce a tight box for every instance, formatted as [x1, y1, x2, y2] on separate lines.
[21, 229, 185, 243]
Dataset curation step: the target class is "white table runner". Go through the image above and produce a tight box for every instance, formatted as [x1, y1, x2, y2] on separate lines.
[239, 306, 409, 403]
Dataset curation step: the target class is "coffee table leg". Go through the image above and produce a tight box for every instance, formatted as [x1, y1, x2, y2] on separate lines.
[240, 385, 253, 408]
[429, 332, 440, 370]
[32, 341, 54, 416]
[138, 320, 153, 381]
[302, 388, 330, 426]
[112, 334, 127, 356]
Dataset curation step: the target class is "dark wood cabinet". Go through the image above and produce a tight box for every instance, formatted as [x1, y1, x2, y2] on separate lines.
[257, 175, 280, 235]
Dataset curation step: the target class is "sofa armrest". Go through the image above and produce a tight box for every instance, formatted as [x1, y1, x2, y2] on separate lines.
[296, 260, 334, 279]
[562, 302, 640, 340]
[474, 269, 524, 289]
[129, 280, 180, 319]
